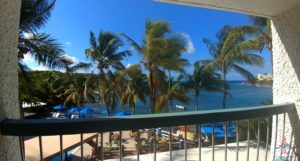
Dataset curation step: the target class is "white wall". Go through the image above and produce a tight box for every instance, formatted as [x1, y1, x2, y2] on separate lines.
[271, 4, 300, 160]
[0, 0, 22, 161]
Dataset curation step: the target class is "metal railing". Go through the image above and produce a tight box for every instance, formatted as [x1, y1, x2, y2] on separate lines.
[0, 103, 298, 161]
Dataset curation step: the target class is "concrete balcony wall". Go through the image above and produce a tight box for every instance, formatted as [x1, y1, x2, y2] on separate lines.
[271, 4, 300, 160]
[0, 0, 21, 161]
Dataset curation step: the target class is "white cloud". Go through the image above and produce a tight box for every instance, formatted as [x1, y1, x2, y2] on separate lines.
[23, 32, 33, 39]
[22, 54, 35, 63]
[181, 33, 196, 54]
[65, 41, 72, 46]
[126, 63, 132, 68]
[62, 54, 78, 63]
[32, 65, 49, 71]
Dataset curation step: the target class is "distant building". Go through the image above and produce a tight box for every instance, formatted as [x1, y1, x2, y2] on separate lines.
[257, 73, 273, 81]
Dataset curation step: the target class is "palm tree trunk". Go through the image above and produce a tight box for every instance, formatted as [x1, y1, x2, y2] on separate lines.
[195, 93, 200, 146]
[169, 97, 173, 113]
[222, 73, 227, 109]
[149, 70, 154, 114]
[195, 92, 199, 111]
[168, 70, 172, 112]
[105, 105, 110, 116]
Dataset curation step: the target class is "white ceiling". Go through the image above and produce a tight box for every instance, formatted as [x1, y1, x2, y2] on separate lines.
[157, 0, 300, 17]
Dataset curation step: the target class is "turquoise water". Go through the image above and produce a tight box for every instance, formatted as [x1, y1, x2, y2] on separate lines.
[87, 81, 272, 114]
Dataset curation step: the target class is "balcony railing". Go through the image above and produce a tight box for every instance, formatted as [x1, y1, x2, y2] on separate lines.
[0, 103, 297, 161]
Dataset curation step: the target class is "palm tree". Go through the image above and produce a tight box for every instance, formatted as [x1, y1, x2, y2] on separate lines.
[85, 31, 131, 108]
[156, 75, 190, 112]
[19, 0, 66, 72]
[122, 20, 184, 113]
[186, 60, 224, 111]
[204, 26, 264, 109]
[120, 64, 148, 115]
[100, 72, 123, 116]
[160, 35, 190, 111]
[63, 75, 95, 107]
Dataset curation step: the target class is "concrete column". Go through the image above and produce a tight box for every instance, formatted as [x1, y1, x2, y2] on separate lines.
[0, 0, 22, 161]
[271, 4, 300, 161]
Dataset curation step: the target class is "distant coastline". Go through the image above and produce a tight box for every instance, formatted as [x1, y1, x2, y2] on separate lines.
[241, 73, 273, 87]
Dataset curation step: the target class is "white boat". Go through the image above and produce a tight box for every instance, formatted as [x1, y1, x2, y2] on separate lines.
[176, 105, 185, 110]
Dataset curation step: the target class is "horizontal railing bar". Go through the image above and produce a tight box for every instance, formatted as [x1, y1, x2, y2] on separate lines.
[1, 103, 295, 136]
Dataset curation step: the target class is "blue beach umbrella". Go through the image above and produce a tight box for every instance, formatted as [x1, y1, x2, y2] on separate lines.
[115, 111, 131, 116]
[53, 105, 67, 110]
[68, 107, 82, 113]
[79, 107, 95, 114]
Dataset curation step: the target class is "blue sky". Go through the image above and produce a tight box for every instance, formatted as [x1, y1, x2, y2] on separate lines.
[24, 0, 271, 80]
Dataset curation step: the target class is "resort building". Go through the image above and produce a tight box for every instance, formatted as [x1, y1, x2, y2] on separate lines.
[1, 0, 300, 161]
[257, 74, 273, 82]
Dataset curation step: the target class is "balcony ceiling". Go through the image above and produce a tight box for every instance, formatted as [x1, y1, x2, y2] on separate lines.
[157, 0, 300, 17]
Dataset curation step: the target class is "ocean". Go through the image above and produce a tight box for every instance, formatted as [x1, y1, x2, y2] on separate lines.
[87, 81, 272, 114]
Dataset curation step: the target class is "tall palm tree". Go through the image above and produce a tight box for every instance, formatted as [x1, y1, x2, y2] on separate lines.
[160, 35, 190, 111]
[122, 20, 185, 113]
[186, 60, 224, 111]
[120, 64, 148, 115]
[85, 31, 131, 109]
[156, 75, 190, 112]
[204, 26, 263, 109]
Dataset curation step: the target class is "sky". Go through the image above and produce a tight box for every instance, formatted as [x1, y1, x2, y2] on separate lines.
[24, 0, 272, 80]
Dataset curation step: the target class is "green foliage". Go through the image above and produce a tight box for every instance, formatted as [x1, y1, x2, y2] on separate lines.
[239, 118, 272, 143]
[19, 71, 94, 108]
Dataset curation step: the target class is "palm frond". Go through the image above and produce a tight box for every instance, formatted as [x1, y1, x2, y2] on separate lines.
[232, 64, 256, 82]
[20, 0, 56, 33]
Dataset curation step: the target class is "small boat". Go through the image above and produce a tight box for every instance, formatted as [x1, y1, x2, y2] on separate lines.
[176, 105, 185, 110]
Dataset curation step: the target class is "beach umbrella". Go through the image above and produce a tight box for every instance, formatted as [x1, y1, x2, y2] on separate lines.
[53, 105, 67, 110]
[68, 107, 82, 113]
[115, 111, 131, 116]
[79, 107, 95, 114]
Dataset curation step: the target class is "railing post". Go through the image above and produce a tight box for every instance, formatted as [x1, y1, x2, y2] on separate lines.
[119, 131, 122, 161]
[236, 121, 239, 161]
[212, 123, 215, 161]
[199, 124, 202, 161]
[19, 136, 25, 161]
[169, 127, 173, 161]
[60, 135, 64, 161]
[39, 136, 44, 161]
[80, 133, 84, 161]
[224, 122, 228, 161]
[184, 125, 187, 161]
[137, 130, 140, 161]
